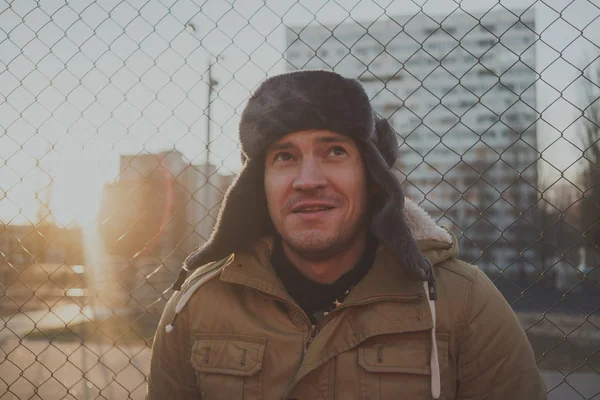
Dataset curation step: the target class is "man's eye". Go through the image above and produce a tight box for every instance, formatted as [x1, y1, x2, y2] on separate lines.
[328, 146, 348, 157]
[274, 152, 293, 162]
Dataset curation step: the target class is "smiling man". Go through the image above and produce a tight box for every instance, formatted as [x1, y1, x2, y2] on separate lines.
[265, 131, 370, 285]
[147, 70, 547, 400]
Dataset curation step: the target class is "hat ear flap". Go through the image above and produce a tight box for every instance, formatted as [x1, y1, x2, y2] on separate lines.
[183, 158, 269, 270]
[373, 116, 399, 168]
[362, 140, 430, 281]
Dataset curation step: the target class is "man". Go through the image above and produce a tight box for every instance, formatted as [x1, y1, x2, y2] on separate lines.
[147, 70, 547, 399]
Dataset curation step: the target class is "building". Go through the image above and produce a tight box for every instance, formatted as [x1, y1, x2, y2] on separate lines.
[0, 223, 84, 266]
[0, 222, 85, 312]
[97, 151, 234, 300]
[98, 151, 190, 265]
[179, 162, 236, 254]
[285, 9, 539, 275]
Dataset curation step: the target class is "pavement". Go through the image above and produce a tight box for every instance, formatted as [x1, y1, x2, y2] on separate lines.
[544, 370, 600, 399]
[2, 303, 599, 399]
[1, 304, 150, 400]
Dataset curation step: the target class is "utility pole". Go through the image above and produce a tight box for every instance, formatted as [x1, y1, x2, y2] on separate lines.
[36, 162, 54, 226]
[203, 59, 218, 235]
[184, 23, 219, 167]
[205, 60, 218, 167]
[184, 23, 222, 240]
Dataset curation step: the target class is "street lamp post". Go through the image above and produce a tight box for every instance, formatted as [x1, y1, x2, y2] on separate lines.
[185, 22, 219, 168]
[185, 22, 221, 238]
[206, 59, 218, 167]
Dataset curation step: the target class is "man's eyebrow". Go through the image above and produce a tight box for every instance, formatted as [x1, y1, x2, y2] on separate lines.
[318, 136, 353, 144]
[267, 136, 352, 151]
[267, 141, 294, 151]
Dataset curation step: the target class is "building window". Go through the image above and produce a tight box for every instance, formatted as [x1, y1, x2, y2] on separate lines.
[355, 46, 368, 56]
[481, 53, 495, 62]
[442, 55, 456, 64]
[442, 27, 457, 35]
[478, 39, 497, 48]
[438, 116, 458, 125]
[503, 83, 516, 92]
[459, 99, 477, 108]
[524, 20, 535, 30]
[505, 113, 520, 124]
[478, 69, 496, 77]
[477, 115, 499, 124]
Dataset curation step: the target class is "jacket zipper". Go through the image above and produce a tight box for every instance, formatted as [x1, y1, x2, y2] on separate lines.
[330, 294, 422, 313]
[257, 292, 422, 349]
[282, 294, 423, 398]
[305, 324, 318, 354]
[254, 291, 315, 353]
[302, 296, 421, 353]
[313, 294, 423, 327]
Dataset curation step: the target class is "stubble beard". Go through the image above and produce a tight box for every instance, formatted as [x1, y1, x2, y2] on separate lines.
[280, 223, 366, 263]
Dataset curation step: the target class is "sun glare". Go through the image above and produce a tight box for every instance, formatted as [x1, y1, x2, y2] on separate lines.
[50, 157, 112, 228]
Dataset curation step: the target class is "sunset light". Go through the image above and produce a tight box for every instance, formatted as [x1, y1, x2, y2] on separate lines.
[50, 156, 112, 227]
[1, 0, 600, 398]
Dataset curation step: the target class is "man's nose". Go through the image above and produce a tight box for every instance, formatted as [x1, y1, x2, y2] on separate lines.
[292, 158, 327, 191]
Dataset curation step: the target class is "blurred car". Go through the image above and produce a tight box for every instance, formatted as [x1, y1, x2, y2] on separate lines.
[553, 261, 600, 292]
[577, 263, 600, 284]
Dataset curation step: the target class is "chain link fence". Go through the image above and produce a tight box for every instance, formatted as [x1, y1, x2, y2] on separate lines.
[1, 0, 599, 398]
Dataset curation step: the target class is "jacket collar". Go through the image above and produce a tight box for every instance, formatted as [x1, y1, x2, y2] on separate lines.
[219, 198, 455, 304]
[220, 239, 431, 305]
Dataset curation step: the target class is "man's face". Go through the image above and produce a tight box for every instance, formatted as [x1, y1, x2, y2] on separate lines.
[264, 130, 370, 258]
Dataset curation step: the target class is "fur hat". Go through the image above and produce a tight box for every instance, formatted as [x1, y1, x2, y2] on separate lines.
[172, 70, 432, 290]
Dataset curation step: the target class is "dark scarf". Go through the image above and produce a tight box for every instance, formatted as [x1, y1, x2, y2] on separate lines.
[271, 234, 378, 322]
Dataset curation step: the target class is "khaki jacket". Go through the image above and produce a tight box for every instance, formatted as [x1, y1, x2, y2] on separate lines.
[147, 204, 546, 400]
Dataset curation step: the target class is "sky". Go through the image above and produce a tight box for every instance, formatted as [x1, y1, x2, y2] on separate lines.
[1, 0, 599, 226]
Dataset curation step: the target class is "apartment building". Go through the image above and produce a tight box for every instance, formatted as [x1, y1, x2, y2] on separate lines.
[285, 9, 539, 273]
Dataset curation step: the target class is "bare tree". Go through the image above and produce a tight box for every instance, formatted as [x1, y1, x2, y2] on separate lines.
[579, 59, 600, 266]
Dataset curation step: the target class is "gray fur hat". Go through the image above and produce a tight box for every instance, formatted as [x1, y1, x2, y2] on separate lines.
[172, 70, 433, 291]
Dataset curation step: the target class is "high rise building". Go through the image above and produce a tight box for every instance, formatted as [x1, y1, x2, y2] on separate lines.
[99, 151, 190, 265]
[179, 163, 236, 251]
[97, 151, 235, 303]
[285, 9, 539, 275]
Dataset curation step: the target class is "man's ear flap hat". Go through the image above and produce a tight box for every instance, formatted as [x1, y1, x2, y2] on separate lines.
[173, 70, 432, 290]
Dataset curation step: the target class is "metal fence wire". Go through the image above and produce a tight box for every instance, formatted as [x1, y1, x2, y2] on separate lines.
[1, 0, 600, 398]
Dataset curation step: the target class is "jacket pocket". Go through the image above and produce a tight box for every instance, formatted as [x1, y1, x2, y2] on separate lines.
[191, 333, 266, 400]
[357, 333, 452, 400]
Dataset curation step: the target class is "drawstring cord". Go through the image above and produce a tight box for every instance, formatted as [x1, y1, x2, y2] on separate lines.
[165, 267, 223, 333]
[425, 262, 441, 400]
[171, 267, 189, 291]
